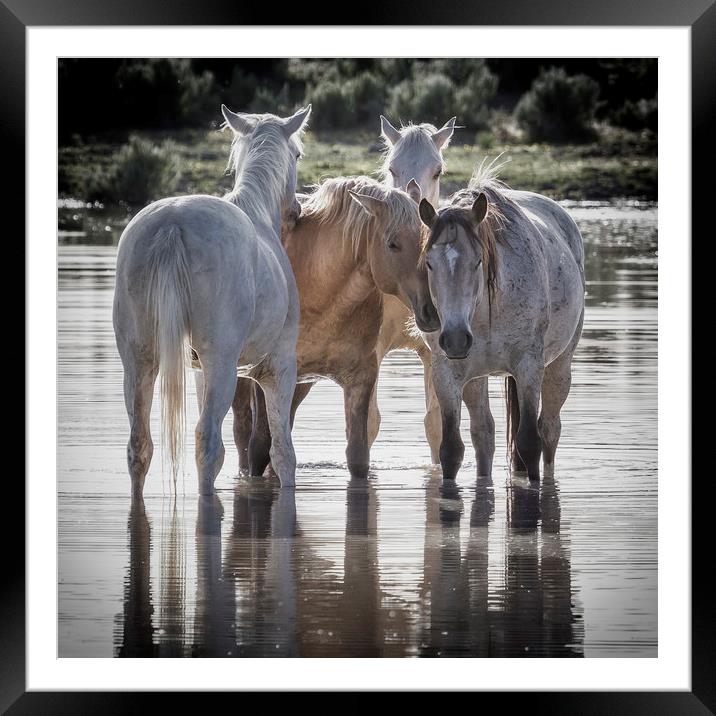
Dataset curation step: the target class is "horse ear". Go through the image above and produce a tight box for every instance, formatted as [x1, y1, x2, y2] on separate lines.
[221, 105, 257, 135]
[380, 115, 402, 145]
[431, 117, 457, 150]
[419, 198, 437, 228]
[471, 193, 488, 226]
[406, 178, 422, 203]
[348, 190, 385, 218]
[283, 104, 312, 137]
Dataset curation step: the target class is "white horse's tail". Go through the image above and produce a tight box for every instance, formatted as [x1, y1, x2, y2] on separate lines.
[146, 225, 192, 477]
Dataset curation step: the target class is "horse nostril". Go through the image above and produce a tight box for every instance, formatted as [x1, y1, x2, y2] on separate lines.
[464, 332, 473, 351]
[438, 333, 447, 351]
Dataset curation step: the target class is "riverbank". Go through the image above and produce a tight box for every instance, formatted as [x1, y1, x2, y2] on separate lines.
[59, 126, 656, 207]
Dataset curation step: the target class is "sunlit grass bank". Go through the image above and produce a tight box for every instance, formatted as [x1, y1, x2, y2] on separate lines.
[59, 126, 656, 207]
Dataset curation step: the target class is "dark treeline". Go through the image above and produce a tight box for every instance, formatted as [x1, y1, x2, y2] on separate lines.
[59, 58, 656, 143]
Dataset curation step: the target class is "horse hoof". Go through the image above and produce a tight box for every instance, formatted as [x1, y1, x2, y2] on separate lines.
[347, 463, 369, 479]
[440, 463, 461, 480]
[198, 481, 214, 496]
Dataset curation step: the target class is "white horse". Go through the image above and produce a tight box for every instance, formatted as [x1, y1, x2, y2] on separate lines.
[418, 164, 585, 481]
[113, 105, 311, 496]
[369, 115, 457, 461]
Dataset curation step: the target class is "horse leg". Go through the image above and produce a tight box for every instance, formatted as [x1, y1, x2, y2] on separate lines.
[290, 382, 313, 428]
[418, 345, 442, 464]
[196, 354, 243, 495]
[249, 381, 311, 478]
[431, 359, 465, 480]
[538, 358, 570, 478]
[505, 376, 527, 473]
[512, 358, 545, 482]
[367, 344, 390, 448]
[512, 448, 527, 473]
[464, 378, 494, 478]
[194, 369, 206, 412]
[256, 353, 298, 487]
[539, 312, 583, 476]
[120, 352, 158, 498]
[367, 381, 382, 449]
[231, 377, 253, 473]
[248, 382, 272, 478]
[343, 365, 379, 479]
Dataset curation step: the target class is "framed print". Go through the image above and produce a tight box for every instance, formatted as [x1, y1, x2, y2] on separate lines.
[10, 0, 707, 711]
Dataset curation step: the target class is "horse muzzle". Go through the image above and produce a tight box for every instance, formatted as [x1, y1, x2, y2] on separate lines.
[439, 327, 473, 359]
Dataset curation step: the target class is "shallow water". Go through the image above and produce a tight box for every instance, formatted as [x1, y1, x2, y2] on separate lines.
[58, 202, 657, 658]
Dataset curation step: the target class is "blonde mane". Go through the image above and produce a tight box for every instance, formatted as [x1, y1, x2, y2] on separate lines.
[301, 176, 422, 257]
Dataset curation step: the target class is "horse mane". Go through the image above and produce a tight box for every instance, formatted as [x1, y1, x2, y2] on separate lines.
[223, 115, 305, 230]
[421, 156, 518, 310]
[378, 122, 444, 183]
[300, 175, 422, 257]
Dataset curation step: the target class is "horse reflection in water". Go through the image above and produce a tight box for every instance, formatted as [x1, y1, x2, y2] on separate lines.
[116, 498, 189, 657]
[116, 498, 155, 657]
[420, 474, 583, 657]
[116, 477, 582, 657]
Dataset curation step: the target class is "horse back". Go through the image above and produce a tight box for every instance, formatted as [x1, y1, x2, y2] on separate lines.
[506, 190, 585, 274]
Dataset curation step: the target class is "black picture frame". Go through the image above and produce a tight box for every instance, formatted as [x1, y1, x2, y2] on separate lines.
[8, 0, 704, 710]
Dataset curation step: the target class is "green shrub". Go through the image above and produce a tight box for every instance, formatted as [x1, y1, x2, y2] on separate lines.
[249, 83, 293, 115]
[224, 67, 259, 111]
[426, 59, 496, 86]
[343, 72, 387, 125]
[286, 59, 350, 84]
[178, 68, 220, 125]
[375, 58, 415, 83]
[474, 130, 494, 149]
[612, 97, 657, 132]
[116, 59, 219, 128]
[387, 73, 457, 126]
[96, 135, 182, 206]
[305, 81, 352, 129]
[454, 70, 498, 130]
[515, 67, 600, 143]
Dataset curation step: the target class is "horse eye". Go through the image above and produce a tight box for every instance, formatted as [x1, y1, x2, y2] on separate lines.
[296, 153, 301, 160]
[389, 167, 397, 177]
[426, 260, 433, 271]
[388, 239, 400, 252]
[475, 259, 483, 270]
[433, 171, 442, 180]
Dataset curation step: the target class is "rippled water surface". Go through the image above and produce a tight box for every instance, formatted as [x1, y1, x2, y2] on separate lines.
[58, 202, 657, 658]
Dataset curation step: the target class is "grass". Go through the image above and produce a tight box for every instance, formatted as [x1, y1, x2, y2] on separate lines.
[59, 126, 657, 206]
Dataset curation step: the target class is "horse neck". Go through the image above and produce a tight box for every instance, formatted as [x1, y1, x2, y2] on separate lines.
[290, 214, 377, 304]
[226, 160, 285, 242]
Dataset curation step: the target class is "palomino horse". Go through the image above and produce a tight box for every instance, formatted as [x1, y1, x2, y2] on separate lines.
[236, 176, 440, 479]
[113, 105, 310, 496]
[370, 116, 457, 462]
[418, 165, 585, 481]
